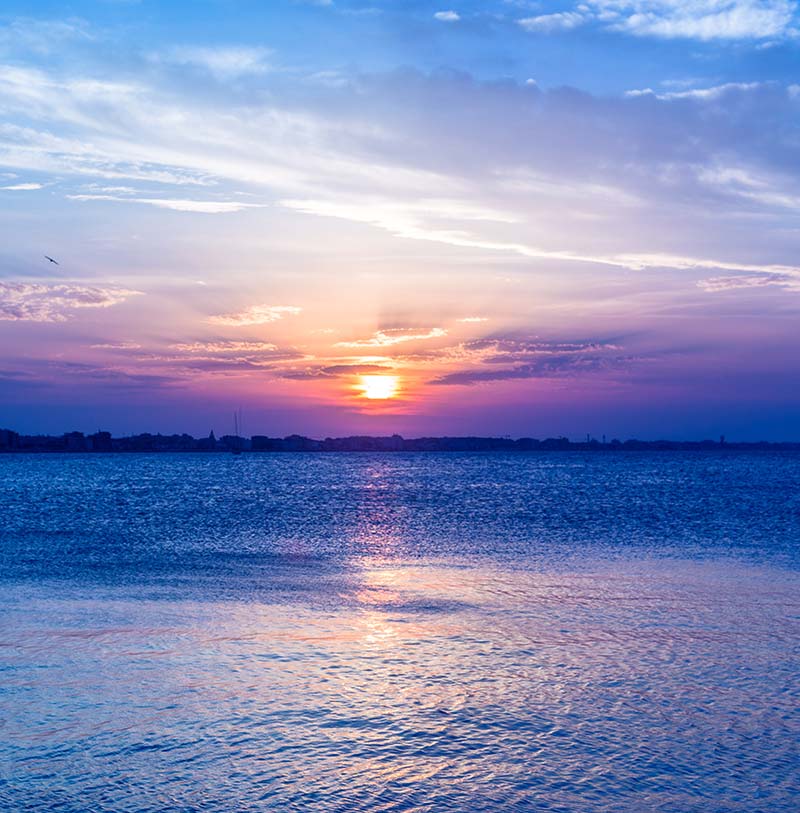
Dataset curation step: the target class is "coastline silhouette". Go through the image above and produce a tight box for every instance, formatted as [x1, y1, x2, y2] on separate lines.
[1, 428, 797, 453]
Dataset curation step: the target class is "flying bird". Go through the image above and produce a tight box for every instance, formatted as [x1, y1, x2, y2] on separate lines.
[44, 255, 59, 265]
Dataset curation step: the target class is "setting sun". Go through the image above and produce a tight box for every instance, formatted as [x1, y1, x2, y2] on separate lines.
[358, 375, 399, 400]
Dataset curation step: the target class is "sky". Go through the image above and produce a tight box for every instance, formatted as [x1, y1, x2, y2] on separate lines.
[1, 0, 800, 440]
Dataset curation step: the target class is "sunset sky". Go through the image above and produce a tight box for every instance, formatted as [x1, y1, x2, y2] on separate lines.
[1, 0, 799, 439]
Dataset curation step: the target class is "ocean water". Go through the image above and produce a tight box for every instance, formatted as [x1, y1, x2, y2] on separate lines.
[0, 452, 798, 812]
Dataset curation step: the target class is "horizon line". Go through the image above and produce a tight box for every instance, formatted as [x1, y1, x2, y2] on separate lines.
[2, 428, 800, 452]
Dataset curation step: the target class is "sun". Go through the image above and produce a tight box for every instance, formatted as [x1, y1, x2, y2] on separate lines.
[358, 375, 399, 400]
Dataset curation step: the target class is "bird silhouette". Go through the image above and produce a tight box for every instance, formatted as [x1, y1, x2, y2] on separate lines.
[44, 255, 59, 265]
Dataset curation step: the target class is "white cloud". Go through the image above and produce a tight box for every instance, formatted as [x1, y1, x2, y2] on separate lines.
[0, 17, 92, 55]
[0, 282, 142, 322]
[336, 328, 447, 348]
[209, 305, 302, 327]
[696, 162, 800, 210]
[626, 81, 763, 100]
[517, 1, 797, 39]
[698, 272, 800, 291]
[67, 194, 263, 213]
[457, 316, 489, 323]
[519, 12, 586, 32]
[0, 64, 444, 196]
[588, 0, 796, 40]
[434, 11, 461, 22]
[157, 45, 272, 79]
[0, 60, 799, 292]
[0, 182, 42, 190]
[282, 195, 800, 277]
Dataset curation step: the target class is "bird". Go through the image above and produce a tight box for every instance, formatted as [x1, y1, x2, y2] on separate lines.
[44, 255, 59, 265]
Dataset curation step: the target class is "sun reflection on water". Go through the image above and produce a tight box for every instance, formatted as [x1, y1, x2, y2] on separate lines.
[2, 559, 799, 811]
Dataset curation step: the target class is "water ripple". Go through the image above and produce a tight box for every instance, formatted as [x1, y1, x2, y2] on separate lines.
[1, 453, 799, 811]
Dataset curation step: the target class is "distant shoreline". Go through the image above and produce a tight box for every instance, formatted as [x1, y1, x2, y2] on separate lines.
[1, 429, 798, 453]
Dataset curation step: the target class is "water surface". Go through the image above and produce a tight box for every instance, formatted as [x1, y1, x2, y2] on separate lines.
[1, 453, 798, 811]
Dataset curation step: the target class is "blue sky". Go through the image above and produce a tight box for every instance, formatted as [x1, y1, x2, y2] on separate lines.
[6, 0, 800, 91]
[1, 0, 799, 438]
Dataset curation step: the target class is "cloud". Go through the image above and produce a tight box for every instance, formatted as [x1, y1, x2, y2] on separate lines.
[0, 17, 93, 55]
[156, 45, 273, 79]
[431, 359, 607, 385]
[209, 305, 302, 327]
[282, 195, 800, 277]
[625, 81, 763, 100]
[135, 342, 306, 377]
[693, 162, 800, 211]
[697, 273, 800, 291]
[481, 337, 619, 352]
[590, 0, 797, 40]
[0, 182, 42, 190]
[282, 363, 393, 380]
[429, 337, 628, 385]
[0, 282, 142, 322]
[2, 16, 799, 417]
[39, 360, 178, 391]
[170, 340, 280, 353]
[614, 253, 800, 276]
[517, 0, 797, 41]
[132, 350, 305, 373]
[335, 327, 447, 348]
[90, 341, 143, 350]
[434, 11, 461, 22]
[516, 1, 797, 40]
[67, 194, 263, 213]
[1, 60, 800, 291]
[519, 12, 586, 32]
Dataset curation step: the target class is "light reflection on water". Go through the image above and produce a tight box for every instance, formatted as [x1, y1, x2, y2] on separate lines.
[2, 560, 798, 812]
[1, 453, 799, 811]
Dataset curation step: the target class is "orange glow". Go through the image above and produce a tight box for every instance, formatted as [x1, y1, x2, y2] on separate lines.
[357, 375, 399, 400]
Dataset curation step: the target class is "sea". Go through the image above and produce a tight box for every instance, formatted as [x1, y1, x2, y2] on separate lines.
[1, 452, 798, 812]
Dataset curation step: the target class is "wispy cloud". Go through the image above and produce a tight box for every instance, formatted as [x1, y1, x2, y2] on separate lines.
[90, 341, 143, 350]
[24, 359, 178, 391]
[209, 305, 302, 327]
[283, 363, 393, 380]
[0, 182, 42, 190]
[518, 1, 798, 40]
[431, 358, 615, 385]
[519, 12, 586, 32]
[170, 340, 280, 353]
[592, 0, 796, 40]
[0, 17, 93, 55]
[282, 196, 800, 277]
[0, 282, 141, 322]
[335, 328, 447, 348]
[430, 337, 629, 385]
[132, 352, 305, 372]
[434, 11, 461, 23]
[67, 194, 263, 213]
[625, 81, 762, 100]
[0, 46, 799, 297]
[154, 45, 273, 79]
[697, 273, 800, 291]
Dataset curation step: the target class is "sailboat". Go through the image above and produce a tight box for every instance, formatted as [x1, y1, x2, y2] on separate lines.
[232, 408, 243, 456]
